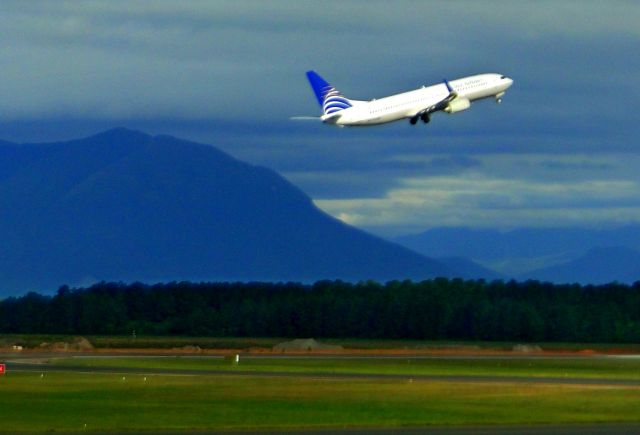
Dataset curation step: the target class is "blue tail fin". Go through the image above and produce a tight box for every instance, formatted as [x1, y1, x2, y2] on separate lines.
[306, 71, 352, 115]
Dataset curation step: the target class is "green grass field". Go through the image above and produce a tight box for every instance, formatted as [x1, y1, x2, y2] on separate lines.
[0, 354, 639, 432]
[4, 336, 640, 432]
[2, 370, 640, 432]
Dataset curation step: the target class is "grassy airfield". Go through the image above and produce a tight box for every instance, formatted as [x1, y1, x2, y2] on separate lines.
[49, 354, 640, 380]
[2, 354, 640, 432]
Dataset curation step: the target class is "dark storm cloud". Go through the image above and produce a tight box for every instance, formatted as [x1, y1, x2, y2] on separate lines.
[1, 1, 639, 233]
[2, 1, 638, 126]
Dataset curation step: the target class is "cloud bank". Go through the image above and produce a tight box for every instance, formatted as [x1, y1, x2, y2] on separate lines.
[1, 1, 639, 235]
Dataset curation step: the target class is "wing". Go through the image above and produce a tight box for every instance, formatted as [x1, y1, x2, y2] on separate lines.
[413, 79, 458, 118]
[417, 79, 458, 115]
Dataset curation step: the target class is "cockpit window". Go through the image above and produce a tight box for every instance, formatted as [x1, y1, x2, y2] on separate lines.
[500, 75, 506, 79]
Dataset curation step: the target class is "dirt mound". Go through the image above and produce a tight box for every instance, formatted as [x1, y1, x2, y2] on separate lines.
[39, 337, 94, 352]
[512, 344, 542, 353]
[172, 345, 202, 353]
[73, 337, 94, 351]
[273, 338, 343, 352]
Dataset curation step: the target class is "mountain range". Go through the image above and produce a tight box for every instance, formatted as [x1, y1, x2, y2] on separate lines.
[0, 128, 454, 296]
[2, 128, 636, 296]
[394, 227, 640, 284]
[522, 246, 640, 285]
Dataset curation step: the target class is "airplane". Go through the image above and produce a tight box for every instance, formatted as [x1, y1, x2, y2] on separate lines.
[303, 70, 513, 126]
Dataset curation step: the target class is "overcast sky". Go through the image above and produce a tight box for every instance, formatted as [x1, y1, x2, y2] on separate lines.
[1, 1, 639, 236]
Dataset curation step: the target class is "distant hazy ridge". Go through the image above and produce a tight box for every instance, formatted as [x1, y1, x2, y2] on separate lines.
[396, 227, 640, 284]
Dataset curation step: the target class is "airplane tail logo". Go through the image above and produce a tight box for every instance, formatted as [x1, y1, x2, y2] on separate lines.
[306, 71, 352, 115]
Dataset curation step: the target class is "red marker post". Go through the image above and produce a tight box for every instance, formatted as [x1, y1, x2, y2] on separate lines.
[0, 364, 5, 375]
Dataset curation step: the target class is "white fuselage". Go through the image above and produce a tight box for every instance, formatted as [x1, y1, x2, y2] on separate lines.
[324, 73, 513, 126]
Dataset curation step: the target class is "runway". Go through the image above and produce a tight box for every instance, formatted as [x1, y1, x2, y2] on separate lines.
[5, 355, 640, 435]
[7, 356, 640, 387]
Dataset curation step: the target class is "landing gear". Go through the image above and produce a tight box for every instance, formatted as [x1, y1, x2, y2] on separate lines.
[410, 113, 430, 125]
[496, 98, 502, 104]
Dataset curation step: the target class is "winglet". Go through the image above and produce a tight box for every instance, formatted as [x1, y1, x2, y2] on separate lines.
[443, 79, 454, 93]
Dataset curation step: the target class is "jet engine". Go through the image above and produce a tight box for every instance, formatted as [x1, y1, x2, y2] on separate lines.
[444, 97, 471, 113]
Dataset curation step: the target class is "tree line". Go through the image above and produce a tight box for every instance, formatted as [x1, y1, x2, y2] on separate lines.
[1, 279, 640, 342]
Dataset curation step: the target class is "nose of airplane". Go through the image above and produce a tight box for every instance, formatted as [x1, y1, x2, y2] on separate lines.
[504, 77, 513, 88]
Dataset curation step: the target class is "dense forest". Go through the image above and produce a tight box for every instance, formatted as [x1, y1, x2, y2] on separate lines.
[1, 279, 640, 342]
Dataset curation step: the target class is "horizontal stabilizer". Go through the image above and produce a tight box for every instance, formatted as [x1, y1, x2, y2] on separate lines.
[320, 112, 342, 124]
[290, 116, 321, 121]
